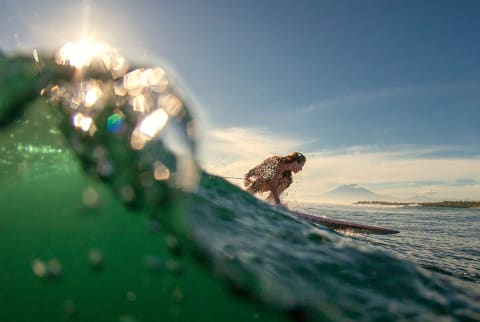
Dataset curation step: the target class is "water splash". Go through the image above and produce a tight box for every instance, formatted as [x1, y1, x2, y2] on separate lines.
[33, 42, 199, 232]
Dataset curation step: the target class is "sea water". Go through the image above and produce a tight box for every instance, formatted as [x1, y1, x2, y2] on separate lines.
[297, 203, 480, 284]
[1, 50, 479, 322]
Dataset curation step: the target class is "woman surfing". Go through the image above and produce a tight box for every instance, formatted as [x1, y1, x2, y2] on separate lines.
[244, 152, 306, 205]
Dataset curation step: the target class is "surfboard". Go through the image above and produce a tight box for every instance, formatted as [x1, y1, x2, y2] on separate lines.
[291, 211, 399, 235]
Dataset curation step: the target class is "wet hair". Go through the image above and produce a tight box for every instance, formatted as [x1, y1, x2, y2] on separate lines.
[282, 152, 306, 164]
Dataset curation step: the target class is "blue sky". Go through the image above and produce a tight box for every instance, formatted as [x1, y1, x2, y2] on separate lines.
[1, 0, 479, 201]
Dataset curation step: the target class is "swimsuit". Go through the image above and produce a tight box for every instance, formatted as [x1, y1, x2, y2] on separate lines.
[244, 157, 292, 193]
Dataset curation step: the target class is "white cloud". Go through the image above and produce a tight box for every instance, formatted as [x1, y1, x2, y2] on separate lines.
[199, 126, 480, 203]
[300, 151, 480, 201]
[199, 127, 302, 178]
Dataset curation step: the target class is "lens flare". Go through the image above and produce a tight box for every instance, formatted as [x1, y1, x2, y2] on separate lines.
[107, 113, 124, 133]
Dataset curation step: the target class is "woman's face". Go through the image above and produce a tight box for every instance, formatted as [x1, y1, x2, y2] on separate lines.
[292, 161, 305, 173]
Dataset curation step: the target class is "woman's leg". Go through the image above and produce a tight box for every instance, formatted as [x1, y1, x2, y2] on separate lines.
[246, 177, 268, 194]
[266, 177, 291, 202]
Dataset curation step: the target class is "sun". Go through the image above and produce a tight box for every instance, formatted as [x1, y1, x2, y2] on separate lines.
[56, 38, 108, 69]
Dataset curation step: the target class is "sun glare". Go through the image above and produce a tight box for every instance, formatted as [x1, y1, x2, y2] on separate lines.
[56, 39, 108, 68]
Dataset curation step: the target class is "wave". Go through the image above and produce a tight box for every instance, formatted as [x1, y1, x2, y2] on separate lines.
[188, 174, 480, 321]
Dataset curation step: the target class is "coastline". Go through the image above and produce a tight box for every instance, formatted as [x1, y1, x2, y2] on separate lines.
[354, 200, 480, 209]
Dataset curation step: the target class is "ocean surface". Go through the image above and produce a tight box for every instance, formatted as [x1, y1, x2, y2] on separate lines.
[1, 51, 479, 322]
[295, 203, 480, 285]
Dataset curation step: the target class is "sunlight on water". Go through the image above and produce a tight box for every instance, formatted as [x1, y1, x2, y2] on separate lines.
[138, 108, 169, 139]
[44, 41, 199, 195]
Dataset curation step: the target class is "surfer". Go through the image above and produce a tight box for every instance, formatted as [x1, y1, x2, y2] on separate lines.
[244, 152, 306, 205]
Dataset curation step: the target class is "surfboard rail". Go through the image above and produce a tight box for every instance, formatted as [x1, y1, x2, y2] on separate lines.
[291, 211, 400, 235]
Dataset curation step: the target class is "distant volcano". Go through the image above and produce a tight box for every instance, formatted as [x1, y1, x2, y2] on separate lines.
[321, 184, 391, 203]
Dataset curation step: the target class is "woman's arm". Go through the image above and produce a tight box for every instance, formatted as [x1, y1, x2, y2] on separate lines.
[268, 163, 285, 204]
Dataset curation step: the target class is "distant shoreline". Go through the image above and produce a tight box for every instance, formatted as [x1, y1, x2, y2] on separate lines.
[354, 200, 480, 209]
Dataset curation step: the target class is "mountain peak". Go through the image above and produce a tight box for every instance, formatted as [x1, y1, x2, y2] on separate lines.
[333, 184, 372, 193]
[321, 184, 390, 203]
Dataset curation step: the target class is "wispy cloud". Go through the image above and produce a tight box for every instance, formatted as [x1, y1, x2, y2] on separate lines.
[301, 82, 480, 113]
[302, 86, 411, 112]
[200, 126, 480, 202]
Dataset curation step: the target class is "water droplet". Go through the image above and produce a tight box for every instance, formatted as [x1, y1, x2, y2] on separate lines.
[114, 80, 128, 96]
[118, 315, 138, 322]
[46, 258, 63, 279]
[123, 69, 144, 91]
[144, 255, 163, 272]
[153, 161, 170, 181]
[158, 94, 183, 117]
[88, 249, 104, 270]
[96, 159, 114, 177]
[139, 108, 168, 137]
[83, 81, 103, 107]
[32, 259, 47, 278]
[119, 185, 135, 203]
[166, 235, 182, 256]
[126, 291, 137, 302]
[32, 258, 63, 280]
[72, 113, 94, 132]
[64, 299, 76, 316]
[166, 259, 182, 275]
[82, 186, 100, 208]
[146, 218, 161, 234]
